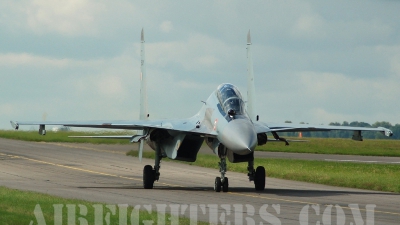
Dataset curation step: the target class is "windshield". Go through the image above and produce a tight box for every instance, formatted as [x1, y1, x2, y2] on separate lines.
[216, 84, 245, 115]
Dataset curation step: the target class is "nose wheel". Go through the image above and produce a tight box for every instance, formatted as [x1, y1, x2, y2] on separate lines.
[214, 177, 221, 192]
[222, 177, 229, 192]
[214, 177, 229, 192]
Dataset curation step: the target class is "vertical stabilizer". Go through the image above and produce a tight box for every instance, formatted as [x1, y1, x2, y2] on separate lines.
[246, 30, 258, 121]
[140, 28, 149, 120]
[138, 28, 148, 162]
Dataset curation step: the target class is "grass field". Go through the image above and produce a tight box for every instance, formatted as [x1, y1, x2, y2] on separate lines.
[0, 130, 133, 145]
[260, 137, 400, 156]
[127, 150, 400, 193]
[0, 186, 203, 225]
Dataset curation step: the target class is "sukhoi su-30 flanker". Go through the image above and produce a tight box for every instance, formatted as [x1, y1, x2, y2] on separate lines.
[11, 30, 394, 192]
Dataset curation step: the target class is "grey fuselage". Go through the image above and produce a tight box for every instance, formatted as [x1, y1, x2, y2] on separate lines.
[146, 83, 257, 163]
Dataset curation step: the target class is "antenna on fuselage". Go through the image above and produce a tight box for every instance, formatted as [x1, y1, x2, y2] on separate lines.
[246, 30, 258, 121]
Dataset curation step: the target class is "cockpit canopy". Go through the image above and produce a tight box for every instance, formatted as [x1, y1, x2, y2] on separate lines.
[216, 83, 245, 116]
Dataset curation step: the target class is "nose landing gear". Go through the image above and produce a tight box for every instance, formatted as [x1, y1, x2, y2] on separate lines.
[215, 146, 229, 192]
[214, 146, 265, 192]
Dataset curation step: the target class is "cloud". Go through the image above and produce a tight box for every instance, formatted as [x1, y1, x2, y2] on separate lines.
[160, 21, 173, 33]
[0, 0, 138, 37]
[24, 0, 106, 36]
[375, 45, 400, 77]
[144, 33, 237, 72]
[257, 70, 400, 125]
[0, 103, 14, 115]
[2, 0, 400, 130]
[392, 55, 400, 77]
[0, 53, 70, 68]
[0, 51, 139, 127]
[96, 76, 126, 97]
[291, 14, 327, 39]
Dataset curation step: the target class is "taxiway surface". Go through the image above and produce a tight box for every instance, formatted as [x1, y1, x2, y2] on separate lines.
[0, 138, 399, 224]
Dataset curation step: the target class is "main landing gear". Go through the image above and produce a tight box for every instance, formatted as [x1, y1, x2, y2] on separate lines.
[247, 160, 266, 191]
[215, 146, 229, 192]
[143, 146, 162, 189]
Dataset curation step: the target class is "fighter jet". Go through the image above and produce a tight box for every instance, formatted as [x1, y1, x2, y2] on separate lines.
[11, 29, 393, 192]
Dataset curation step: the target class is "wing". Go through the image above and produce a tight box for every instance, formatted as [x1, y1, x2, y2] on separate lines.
[254, 121, 393, 139]
[10, 117, 217, 138]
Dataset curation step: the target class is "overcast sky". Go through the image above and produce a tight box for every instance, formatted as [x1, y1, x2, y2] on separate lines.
[1, 0, 400, 130]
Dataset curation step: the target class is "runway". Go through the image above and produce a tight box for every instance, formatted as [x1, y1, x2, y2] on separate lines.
[1, 138, 399, 224]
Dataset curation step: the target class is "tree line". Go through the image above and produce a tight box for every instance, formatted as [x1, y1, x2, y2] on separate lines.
[280, 121, 400, 140]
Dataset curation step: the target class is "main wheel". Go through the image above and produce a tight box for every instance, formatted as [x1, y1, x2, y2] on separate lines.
[214, 177, 222, 192]
[143, 165, 155, 189]
[222, 177, 229, 192]
[254, 166, 265, 191]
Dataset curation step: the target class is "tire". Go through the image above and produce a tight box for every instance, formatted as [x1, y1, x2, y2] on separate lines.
[222, 177, 229, 192]
[254, 166, 265, 191]
[143, 165, 155, 189]
[214, 177, 222, 192]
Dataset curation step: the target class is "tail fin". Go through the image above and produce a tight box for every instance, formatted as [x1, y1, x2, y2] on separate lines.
[140, 28, 149, 120]
[246, 30, 258, 121]
[138, 28, 148, 161]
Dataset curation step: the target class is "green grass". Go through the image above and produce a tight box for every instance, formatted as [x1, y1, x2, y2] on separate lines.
[127, 150, 400, 193]
[0, 130, 134, 144]
[0, 186, 204, 225]
[257, 137, 400, 156]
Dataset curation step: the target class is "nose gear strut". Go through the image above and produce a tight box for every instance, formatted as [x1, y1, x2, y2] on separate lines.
[215, 145, 229, 192]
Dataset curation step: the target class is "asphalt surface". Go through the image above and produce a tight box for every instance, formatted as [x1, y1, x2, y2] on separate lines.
[0, 138, 399, 224]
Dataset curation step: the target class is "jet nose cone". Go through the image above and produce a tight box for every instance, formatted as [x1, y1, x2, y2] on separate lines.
[219, 119, 257, 155]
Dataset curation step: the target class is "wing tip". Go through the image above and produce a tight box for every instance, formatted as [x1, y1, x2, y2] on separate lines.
[378, 127, 394, 137]
[10, 121, 19, 130]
